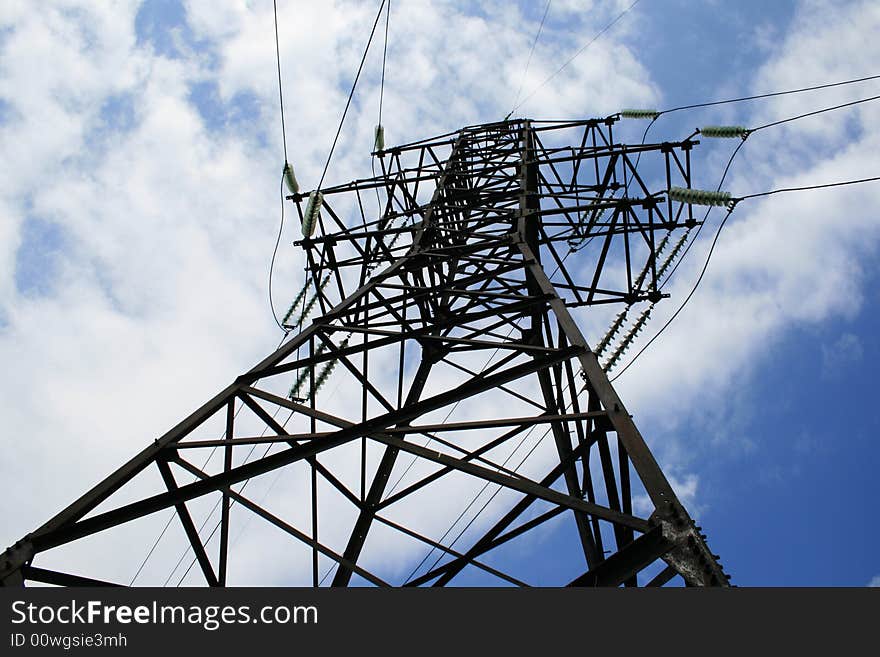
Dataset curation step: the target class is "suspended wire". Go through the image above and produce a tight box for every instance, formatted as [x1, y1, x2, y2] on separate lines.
[273, 0, 288, 163]
[378, 0, 391, 128]
[509, 0, 552, 117]
[301, 6, 396, 588]
[511, 0, 642, 114]
[661, 73, 880, 116]
[274, 0, 387, 333]
[266, 1, 292, 332]
[274, 0, 388, 333]
[317, 0, 388, 192]
[629, 115, 657, 172]
[604, 90, 880, 379]
[318, 557, 335, 586]
[268, 174, 288, 331]
[750, 93, 880, 131]
[369, 0, 392, 246]
[620, 74, 880, 161]
[624, 80, 880, 272]
[130, 520, 173, 585]
[739, 175, 880, 201]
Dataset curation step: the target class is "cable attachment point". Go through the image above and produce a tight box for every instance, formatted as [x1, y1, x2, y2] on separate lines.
[283, 161, 300, 194]
[374, 124, 385, 152]
[698, 125, 751, 140]
[668, 186, 733, 208]
[620, 108, 661, 120]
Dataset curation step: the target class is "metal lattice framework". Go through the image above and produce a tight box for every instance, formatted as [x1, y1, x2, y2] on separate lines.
[1, 118, 729, 587]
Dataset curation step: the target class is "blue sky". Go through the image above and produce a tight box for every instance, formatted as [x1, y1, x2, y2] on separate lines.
[1, 0, 878, 586]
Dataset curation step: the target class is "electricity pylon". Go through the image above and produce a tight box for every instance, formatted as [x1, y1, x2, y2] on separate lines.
[1, 118, 730, 587]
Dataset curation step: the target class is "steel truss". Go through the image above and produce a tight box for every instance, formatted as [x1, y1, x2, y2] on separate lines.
[1, 118, 729, 587]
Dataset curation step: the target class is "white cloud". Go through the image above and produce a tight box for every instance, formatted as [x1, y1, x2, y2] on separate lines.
[869, 575, 880, 587]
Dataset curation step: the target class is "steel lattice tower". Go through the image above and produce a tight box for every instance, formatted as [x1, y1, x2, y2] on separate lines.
[1, 118, 730, 587]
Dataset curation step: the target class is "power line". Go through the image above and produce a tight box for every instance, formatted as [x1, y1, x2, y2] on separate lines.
[317, 0, 388, 192]
[268, 0, 291, 332]
[511, 0, 642, 114]
[268, 174, 288, 331]
[371, 0, 392, 229]
[272, 0, 288, 163]
[739, 175, 880, 201]
[509, 0, 552, 116]
[378, 0, 391, 128]
[660, 73, 880, 117]
[751, 93, 880, 132]
[272, 0, 391, 332]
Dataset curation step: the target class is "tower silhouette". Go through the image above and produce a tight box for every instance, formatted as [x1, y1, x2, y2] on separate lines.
[1, 118, 729, 587]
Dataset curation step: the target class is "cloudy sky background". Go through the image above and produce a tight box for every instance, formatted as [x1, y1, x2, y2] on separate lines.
[1, 0, 878, 586]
